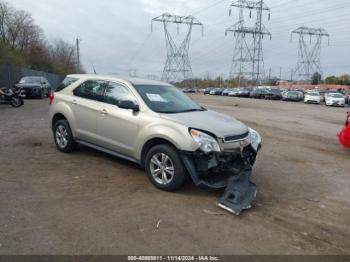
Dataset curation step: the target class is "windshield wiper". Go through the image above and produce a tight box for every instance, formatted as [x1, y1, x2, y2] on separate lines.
[158, 108, 205, 114]
[177, 108, 205, 113]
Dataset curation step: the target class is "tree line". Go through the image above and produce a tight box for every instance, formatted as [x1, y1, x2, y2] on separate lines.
[324, 74, 350, 86]
[0, 1, 83, 75]
[174, 72, 350, 89]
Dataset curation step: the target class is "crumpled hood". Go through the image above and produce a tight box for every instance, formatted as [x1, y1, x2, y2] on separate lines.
[161, 110, 248, 138]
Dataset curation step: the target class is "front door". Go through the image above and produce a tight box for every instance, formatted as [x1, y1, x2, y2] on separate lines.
[97, 81, 140, 157]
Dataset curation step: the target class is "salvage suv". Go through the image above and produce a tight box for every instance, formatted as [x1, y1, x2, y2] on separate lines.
[50, 75, 262, 214]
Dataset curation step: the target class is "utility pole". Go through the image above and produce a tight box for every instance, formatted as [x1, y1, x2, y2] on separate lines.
[291, 26, 330, 83]
[151, 13, 203, 87]
[268, 67, 271, 81]
[279, 67, 282, 80]
[76, 38, 81, 72]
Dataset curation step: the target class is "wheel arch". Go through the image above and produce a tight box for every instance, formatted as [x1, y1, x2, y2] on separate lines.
[52, 113, 67, 130]
[140, 137, 177, 168]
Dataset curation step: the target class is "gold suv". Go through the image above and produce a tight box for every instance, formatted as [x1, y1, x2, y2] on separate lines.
[49, 75, 261, 194]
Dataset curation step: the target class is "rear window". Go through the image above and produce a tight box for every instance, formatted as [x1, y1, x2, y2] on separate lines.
[56, 77, 78, 92]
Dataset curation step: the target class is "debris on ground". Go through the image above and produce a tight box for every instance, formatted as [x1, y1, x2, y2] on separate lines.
[156, 219, 162, 229]
[202, 209, 225, 216]
[305, 198, 320, 203]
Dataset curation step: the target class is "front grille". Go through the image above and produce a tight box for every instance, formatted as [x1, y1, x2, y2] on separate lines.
[223, 131, 249, 143]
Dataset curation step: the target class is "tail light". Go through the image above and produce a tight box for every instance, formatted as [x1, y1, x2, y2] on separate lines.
[49, 94, 54, 105]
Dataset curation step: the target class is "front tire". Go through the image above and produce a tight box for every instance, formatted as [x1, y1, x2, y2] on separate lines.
[10, 97, 22, 107]
[145, 144, 186, 192]
[53, 120, 77, 153]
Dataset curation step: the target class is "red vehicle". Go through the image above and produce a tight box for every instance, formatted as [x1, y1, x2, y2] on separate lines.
[338, 112, 350, 148]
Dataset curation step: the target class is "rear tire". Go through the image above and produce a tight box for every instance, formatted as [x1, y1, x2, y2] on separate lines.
[145, 144, 186, 192]
[53, 120, 77, 153]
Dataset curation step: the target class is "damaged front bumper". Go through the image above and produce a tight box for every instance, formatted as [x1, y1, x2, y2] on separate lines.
[180, 144, 261, 215]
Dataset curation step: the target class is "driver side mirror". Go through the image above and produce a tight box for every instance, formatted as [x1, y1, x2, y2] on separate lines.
[118, 100, 140, 112]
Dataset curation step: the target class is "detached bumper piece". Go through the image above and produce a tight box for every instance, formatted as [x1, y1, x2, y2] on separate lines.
[181, 145, 260, 216]
[217, 161, 257, 215]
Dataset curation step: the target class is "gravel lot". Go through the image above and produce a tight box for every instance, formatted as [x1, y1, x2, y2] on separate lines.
[0, 95, 349, 255]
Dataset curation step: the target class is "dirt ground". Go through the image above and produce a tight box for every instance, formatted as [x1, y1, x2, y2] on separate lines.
[0, 95, 349, 255]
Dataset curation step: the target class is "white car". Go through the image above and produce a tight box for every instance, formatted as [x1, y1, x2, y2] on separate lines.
[325, 93, 345, 107]
[304, 92, 321, 104]
[228, 88, 240, 97]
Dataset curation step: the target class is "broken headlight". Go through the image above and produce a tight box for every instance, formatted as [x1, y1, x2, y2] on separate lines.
[190, 129, 221, 153]
[249, 128, 261, 152]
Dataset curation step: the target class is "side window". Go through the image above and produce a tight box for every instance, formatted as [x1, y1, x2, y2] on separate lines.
[104, 82, 135, 106]
[73, 80, 106, 102]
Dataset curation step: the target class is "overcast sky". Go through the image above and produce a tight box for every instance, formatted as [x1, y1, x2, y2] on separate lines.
[8, 0, 350, 79]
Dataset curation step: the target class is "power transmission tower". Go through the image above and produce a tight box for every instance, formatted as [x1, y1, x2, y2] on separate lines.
[128, 69, 137, 77]
[151, 13, 203, 87]
[291, 26, 330, 82]
[226, 0, 271, 85]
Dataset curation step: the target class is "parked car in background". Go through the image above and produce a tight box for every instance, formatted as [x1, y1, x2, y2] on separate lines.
[325, 93, 345, 107]
[210, 88, 224, 95]
[204, 88, 212, 95]
[304, 91, 321, 104]
[228, 88, 240, 97]
[282, 91, 304, 102]
[236, 87, 252, 97]
[182, 88, 196, 93]
[16, 76, 51, 99]
[265, 89, 282, 100]
[345, 92, 350, 104]
[222, 88, 231, 96]
[250, 88, 267, 99]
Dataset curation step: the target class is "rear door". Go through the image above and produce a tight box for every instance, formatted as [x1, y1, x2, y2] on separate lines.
[97, 81, 140, 157]
[71, 80, 107, 144]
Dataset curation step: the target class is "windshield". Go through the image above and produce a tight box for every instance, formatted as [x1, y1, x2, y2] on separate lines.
[19, 77, 41, 84]
[56, 77, 78, 92]
[134, 85, 204, 114]
[307, 93, 319, 96]
[329, 93, 343, 98]
[288, 91, 301, 95]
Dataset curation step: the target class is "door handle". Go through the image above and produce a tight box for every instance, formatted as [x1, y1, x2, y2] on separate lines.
[72, 99, 77, 105]
[100, 109, 108, 115]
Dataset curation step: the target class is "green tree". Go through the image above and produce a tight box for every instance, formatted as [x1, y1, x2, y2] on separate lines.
[325, 75, 338, 85]
[311, 72, 322, 85]
[338, 74, 350, 86]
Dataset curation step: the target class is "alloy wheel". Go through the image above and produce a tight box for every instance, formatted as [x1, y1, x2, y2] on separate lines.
[55, 125, 68, 149]
[150, 153, 175, 185]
